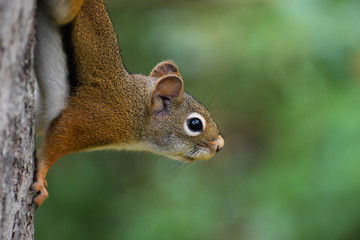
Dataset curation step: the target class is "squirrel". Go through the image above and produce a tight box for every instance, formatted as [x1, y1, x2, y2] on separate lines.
[31, 0, 225, 207]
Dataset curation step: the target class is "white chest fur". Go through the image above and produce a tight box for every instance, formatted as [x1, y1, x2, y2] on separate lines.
[34, 7, 70, 134]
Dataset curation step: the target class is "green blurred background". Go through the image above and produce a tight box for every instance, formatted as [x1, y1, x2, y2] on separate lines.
[35, 0, 360, 239]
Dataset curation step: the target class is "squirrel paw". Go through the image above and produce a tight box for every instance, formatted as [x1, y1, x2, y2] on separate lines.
[31, 179, 49, 208]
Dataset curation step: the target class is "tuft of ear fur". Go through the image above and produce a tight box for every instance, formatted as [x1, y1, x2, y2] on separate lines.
[151, 75, 184, 112]
[150, 61, 182, 79]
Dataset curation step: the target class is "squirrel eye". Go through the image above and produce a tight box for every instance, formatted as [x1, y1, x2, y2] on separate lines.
[184, 112, 206, 136]
[188, 118, 202, 131]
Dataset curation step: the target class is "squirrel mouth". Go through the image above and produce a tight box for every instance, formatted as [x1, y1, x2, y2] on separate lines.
[164, 135, 224, 162]
[179, 136, 225, 161]
[176, 145, 214, 162]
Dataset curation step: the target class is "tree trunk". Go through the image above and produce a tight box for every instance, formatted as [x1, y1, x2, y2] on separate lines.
[0, 0, 36, 239]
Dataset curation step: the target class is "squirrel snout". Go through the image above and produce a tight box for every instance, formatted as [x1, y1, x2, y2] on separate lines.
[210, 135, 225, 153]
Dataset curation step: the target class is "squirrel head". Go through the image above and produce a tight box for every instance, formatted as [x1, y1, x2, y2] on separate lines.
[140, 61, 224, 161]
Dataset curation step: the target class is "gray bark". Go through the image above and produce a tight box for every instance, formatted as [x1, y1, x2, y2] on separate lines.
[0, 0, 36, 239]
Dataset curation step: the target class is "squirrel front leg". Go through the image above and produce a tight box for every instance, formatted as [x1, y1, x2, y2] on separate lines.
[32, 95, 124, 206]
[31, 148, 62, 207]
[31, 116, 69, 206]
[32, 103, 91, 206]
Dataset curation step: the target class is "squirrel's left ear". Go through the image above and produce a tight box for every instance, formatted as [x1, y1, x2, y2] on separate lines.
[150, 61, 182, 78]
[150, 75, 184, 112]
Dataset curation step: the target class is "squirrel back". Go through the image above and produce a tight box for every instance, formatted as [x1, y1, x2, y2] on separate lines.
[32, 0, 225, 207]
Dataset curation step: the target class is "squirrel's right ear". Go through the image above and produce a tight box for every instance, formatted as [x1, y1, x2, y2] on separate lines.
[150, 75, 184, 112]
[150, 61, 182, 78]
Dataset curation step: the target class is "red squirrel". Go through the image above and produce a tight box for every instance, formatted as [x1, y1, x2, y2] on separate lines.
[32, 0, 225, 207]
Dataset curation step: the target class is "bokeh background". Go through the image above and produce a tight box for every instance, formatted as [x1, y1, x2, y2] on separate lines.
[35, 0, 360, 239]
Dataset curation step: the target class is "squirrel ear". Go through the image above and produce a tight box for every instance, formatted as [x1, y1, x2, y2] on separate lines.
[150, 61, 182, 78]
[151, 75, 184, 112]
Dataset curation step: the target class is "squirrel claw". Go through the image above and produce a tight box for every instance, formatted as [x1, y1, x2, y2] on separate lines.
[29, 189, 37, 194]
[31, 180, 49, 207]
[33, 202, 39, 210]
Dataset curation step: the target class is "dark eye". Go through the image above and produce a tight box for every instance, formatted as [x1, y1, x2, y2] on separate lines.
[187, 118, 203, 132]
[184, 112, 206, 136]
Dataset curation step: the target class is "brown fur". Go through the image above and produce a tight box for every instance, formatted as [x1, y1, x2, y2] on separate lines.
[32, 0, 224, 207]
[33, 0, 144, 206]
[40, 0, 141, 160]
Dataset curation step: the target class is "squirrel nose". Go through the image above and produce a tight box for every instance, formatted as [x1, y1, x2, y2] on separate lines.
[210, 135, 225, 153]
